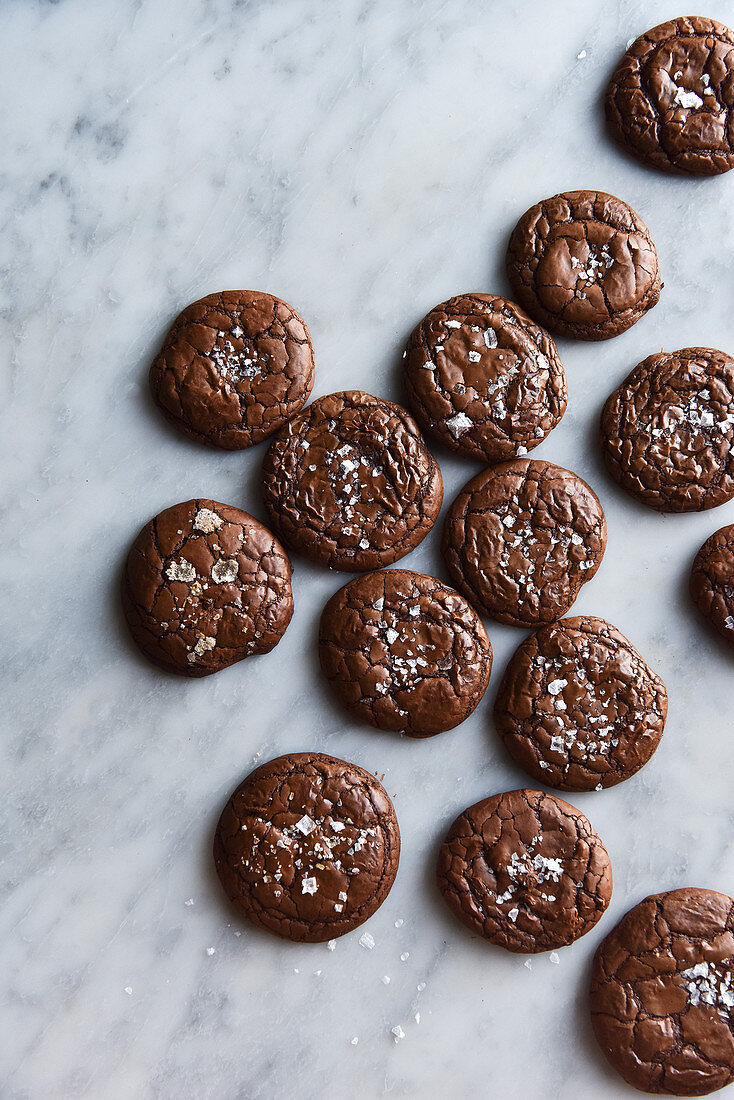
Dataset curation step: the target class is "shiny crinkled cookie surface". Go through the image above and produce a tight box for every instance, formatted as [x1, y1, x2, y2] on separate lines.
[690, 524, 734, 649]
[606, 16, 734, 176]
[590, 888, 734, 1096]
[442, 458, 606, 627]
[122, 499, 293, 676]
[436, 788, 612, 953]
[318, 569, 493, 738]
[494, 616, 668, 792]
[601, 347, 734, 513]
[402, 293, 567, 463]
[149, 290, 315, 449]
[506, 189, 660, 340]
[261, 390, 443, 572]
[213, 752, 400, 943]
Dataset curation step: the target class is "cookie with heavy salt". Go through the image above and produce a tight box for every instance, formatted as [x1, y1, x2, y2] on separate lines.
[506, 190, 660, 340]
[213, 752, 400, 943]
[402, 293, 567, 463]
[601, 347, 734, 512]
[494, 616, 668, 791]
[441, 458, 606, 627]
[436, 788, 612, 952]
[690, 524, 734, 649]
[121, 499, 293, 676]
[261, 390, 443, 572]
[591, 888, 734, 1095]
[318, 569, 492, 737]
[149, 291, 314, 449]
[606, 17, 734, 176]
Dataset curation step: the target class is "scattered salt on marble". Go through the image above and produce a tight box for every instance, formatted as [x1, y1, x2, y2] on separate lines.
[391, 1025, 406, 1042]
[124, 986, 133, 995]
[351, 1037, 359, 1046]
[314, 970, 322, 976]
[294, 968, 299, 974]
[252, 751, 261, 763]
[206, 947, 216, 956]
[360, 931, 376, 950]
[400, 952, 410, 961]
[382, 975, 391, 985]
[184, 898, 194, 907]
[524, 959, 532, 970]
[327, 940, 337, 951]
[417, 982, 426, 991]
[394, 918, 404, 928]
[415, 1012, 421, 1024]
[550, 952, 560, 965]
[577, 49, 587, 59]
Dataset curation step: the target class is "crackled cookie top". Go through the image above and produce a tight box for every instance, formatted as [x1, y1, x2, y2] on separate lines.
[494, 616, 668, 791]
[606, 16, 734, 176]
[442, 458, 606, 627]
[691, 524, 734, 648]
[262, 390, 443, 572]
[601, 347, 734, 513]
[591, 888, 734, 1096]
[506, 190, 660, 341]
[437, 788, 612, 953]
[122, 499, 293, 676]
[213, 752, 400, 942]
[319, 569, 493, 738]
[149, 290, 314, 449]
[402, 293, 567, 463]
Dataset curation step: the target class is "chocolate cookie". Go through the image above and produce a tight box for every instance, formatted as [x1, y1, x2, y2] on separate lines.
[506, 190, 661, 341]
[122, 499, 293, 676]
[262, 390, 443, 572]
[402, 293, 567, 463]
[213, 752, 400, 942]
[149, 291, 314, 449]
[436, 788, 612, 953]
[601, 347, 734, 513]
[590, 887, 734, 1096]
[442, 458, 606, 627]
[494, 616, 668, 792]
[318, 569, 493, 737]
[606, 17, 734, 177]
[690, 525, 734, 648]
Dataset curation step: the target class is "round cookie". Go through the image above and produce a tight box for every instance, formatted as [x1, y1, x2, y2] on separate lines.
[494, 616, 668, 792]
[149, 290, 315, 449]
[506, 190, 661, 341]
[690, 524, 734, 648]
[261, 390, 443, 572]
[590, 887, 734, 1096]
[213, 752, 400, 942]
[122, 499, 293, 676]
[318, 569, 493, 737]
[606, 17, 734, 177]
[442, 458, 606, 627]
[601, 347, 734, 513]
[402, 293, 567, 463]
[436, 788, 612, 953]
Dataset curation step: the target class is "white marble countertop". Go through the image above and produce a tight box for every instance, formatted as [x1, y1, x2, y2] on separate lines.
[3, 1, 734, 1097]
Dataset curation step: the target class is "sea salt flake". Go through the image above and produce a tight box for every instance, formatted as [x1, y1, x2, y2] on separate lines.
[193, 508, 223, 533]
[446, 412, 473, 438]
[391, 1025, 406, 1042]
[184, 898, 195, 906]
[550, 952, 560, 965]
[674, 86, 704, 109]
[327, 940, 337, 951]
[417, 982, 426, 991]
[468, 350, 481, 363]
[296, 814, 317, 835]
[124, 986, 133, 995]
[382, 975, 391, 985]
[302, 876, 318, 895]
[508, 908, 519, 922]
[166, 559, 196, 583]
[359, 932, 375, 950]
[548, 678, 568, 696]
[394, 918, 404, 928]
[351, 1036, 359, 1045]
[524, 959, 532, 970]
[445, 319, 462, 329]
[206, 947, 215, 956]
[400, 952, 410, 961]
[211, 558, 238, 584]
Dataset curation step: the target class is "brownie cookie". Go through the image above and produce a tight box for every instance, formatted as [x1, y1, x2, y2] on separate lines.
[402, 293, 567, 463]
[318, 569, 493, 737]
[262, 390, 443, 572]
[601, 347, 734, 513]
[149, 291, 314, 449]
[606, 17, 734, 177]
[591, 887, 734, 1096]
[122, 499, 293, 676]
[437, 788, 612, 953]
[690, 524, 734, 648]
[506, 190, 660, 341]
[213, 752, 400, 942]
[442, 458, 606, 627]
[494, 616, 668, 792]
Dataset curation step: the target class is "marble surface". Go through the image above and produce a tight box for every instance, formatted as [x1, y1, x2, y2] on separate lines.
[3, 1, 734, 1097]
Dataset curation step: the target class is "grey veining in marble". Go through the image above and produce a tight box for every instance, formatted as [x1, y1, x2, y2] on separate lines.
[2, 1, 734, 1097]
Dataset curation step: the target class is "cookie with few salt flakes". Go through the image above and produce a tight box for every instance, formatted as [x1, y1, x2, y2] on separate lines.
[606, 16, 734, 176]
[402, 293, 567, 463]
[122, 499, 293, 676]
[261, 390, 443, 572]
[149, 290, 315, 449]
[318, 569, 492, 737]
[690, 524, 734, 649]
[591, 888, 734, 1096]
[494, 616, 668, 792]
[213, 752, 401, 943]
[437, 788, 612, 953]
